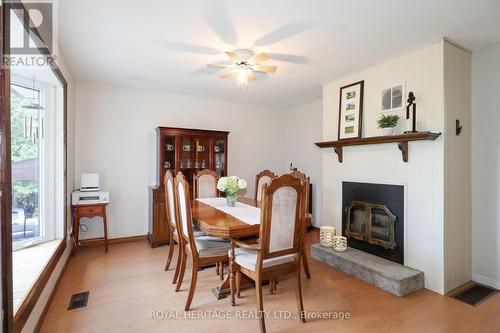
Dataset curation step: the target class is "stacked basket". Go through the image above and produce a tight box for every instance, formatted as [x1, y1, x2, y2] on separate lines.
[319, 226, 347, 252]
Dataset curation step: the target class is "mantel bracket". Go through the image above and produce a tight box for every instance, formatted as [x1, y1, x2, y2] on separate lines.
[397, 142, 409, 162]
[334, 146, 343, 163]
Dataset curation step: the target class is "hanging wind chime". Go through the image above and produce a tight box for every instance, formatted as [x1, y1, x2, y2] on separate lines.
[22, 77, 44, 143]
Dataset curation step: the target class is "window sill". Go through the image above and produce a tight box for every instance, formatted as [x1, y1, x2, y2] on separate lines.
[13, 238, 67, 333]
[13, 239, 62, 311]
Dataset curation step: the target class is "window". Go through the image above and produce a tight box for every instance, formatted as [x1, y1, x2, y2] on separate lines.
[1, 3, 68, 330]
[11, 77, 60, 251]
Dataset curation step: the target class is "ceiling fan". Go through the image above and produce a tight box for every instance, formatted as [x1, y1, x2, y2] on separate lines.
[207, 49, 277, 87]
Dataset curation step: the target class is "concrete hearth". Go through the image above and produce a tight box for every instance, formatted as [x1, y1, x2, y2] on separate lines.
[311, 244, 424, 297]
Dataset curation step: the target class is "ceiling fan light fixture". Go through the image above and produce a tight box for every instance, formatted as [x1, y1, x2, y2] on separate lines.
[210, 49, 276, 88]
[237, 66, 249, 88]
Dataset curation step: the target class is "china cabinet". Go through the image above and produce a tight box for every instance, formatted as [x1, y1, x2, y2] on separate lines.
[148, 127, 229, 247]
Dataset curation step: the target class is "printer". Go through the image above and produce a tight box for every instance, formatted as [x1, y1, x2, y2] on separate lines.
[71, 173, 110, 205]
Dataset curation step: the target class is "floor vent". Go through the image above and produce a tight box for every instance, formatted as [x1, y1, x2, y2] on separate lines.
[452, 284, 497, 306]
[68, 291, 89, 310]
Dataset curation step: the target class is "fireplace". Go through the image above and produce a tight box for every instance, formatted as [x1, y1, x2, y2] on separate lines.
[342, 182, 404, 264]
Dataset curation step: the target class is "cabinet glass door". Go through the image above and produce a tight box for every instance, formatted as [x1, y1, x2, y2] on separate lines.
[162, 136, 175, 174]
[213, 137, 226, 177]
[179, 136, 211, 186]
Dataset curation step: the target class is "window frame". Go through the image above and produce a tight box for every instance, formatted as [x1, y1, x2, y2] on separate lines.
[0, 3, 69, 333]
[10, 77, 60, 251]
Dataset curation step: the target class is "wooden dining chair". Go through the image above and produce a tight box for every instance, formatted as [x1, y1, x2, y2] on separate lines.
[174, 172, 231, 311]
[290, 170, 312, 279]
[290, 171, 312, 223]
[229, 174, 306, 333]
[164, 170, 205, 285]
[193, 168, 226, 277]
[255, 170, 276, 202]
[193, 169, 218, 200]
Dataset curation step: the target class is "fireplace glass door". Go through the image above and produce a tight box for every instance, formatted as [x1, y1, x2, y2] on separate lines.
[370, 207, 393, 244]
[345, 201, 396, 250]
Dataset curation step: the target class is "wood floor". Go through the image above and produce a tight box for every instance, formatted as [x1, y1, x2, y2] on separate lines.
[40, 231, 500, 333]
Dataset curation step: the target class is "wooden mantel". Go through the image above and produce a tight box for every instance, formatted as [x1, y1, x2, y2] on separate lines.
[315, 131, 441, 163]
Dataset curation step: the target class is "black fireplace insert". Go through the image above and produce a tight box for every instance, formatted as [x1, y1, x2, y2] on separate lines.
[342, 182, 404, 264]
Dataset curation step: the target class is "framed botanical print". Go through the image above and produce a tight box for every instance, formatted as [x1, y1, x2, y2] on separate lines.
[338, 80, 364, 140]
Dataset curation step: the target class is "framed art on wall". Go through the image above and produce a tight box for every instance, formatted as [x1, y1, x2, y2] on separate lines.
[381, 82, 405, 113]
[338, 80, 364, 140]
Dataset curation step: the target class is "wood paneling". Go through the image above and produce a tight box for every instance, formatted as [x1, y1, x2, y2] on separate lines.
[322, 40, 448, 293]
[443, 41, 472, 293]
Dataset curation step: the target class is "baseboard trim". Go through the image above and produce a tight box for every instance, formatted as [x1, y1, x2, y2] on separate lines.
[472, 273, 500, 289]
[79, 235, 147, 247]
[33, 241, 73, 333]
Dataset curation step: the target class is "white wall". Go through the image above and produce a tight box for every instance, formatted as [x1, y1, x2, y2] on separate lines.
[74, 82, 286, 239]
[443, 42, 472, 292]
[283, 99, 323, 226]
[322, 40, 447, 293]
[471, 42, 500, 289]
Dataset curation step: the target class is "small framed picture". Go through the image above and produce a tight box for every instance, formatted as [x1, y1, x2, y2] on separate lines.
[381, 82, 405, 112]
[338, 80, 364, 140]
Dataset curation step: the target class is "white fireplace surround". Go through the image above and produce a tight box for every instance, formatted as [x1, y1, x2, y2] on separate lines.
[321, 39, 471, 294]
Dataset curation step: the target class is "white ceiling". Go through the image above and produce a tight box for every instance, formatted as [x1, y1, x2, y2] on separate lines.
[59, 0, 500, 108]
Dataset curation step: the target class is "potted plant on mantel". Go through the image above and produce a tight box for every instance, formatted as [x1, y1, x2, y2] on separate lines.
[377, 114, 400, 136]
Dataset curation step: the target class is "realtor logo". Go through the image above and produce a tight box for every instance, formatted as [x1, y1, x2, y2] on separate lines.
[5, 0, 57, 68]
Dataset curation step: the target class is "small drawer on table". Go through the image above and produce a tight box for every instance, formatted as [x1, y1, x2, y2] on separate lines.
[78, 205, 104, 216]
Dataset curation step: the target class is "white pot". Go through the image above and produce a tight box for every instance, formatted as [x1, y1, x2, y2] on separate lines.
[382, 127, 395, 136]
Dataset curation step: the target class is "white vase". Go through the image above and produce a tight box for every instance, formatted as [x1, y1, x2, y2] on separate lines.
[382, 127, 395, 136]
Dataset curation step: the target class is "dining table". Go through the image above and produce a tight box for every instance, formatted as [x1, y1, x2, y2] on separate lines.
[191, 197, 261, 299]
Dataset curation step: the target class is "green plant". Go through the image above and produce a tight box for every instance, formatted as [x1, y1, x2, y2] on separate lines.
[13, 181, 38, 218]
[377, 114, 400, 128]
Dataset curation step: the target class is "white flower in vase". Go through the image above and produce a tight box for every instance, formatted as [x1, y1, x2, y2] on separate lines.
[217, 176, 247, 207]
[237, 179, 247, 189]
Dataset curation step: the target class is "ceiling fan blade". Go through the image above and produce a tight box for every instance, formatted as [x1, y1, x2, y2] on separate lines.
[253, 65, 277, 73]
[220, 69, 237, 78]
[158, 40, 220, 55]
[254, 22, 312, 47]
[247, 71, 256, 81]
[207, 63, 228, 68]
[250, 53, 270, 64]
[267, 52, 309, 64]
[205, 5, 238, 45]
[225, 51, 239, 62]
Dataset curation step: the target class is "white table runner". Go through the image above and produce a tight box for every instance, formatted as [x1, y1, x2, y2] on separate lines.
[196, 197, 261, 225]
